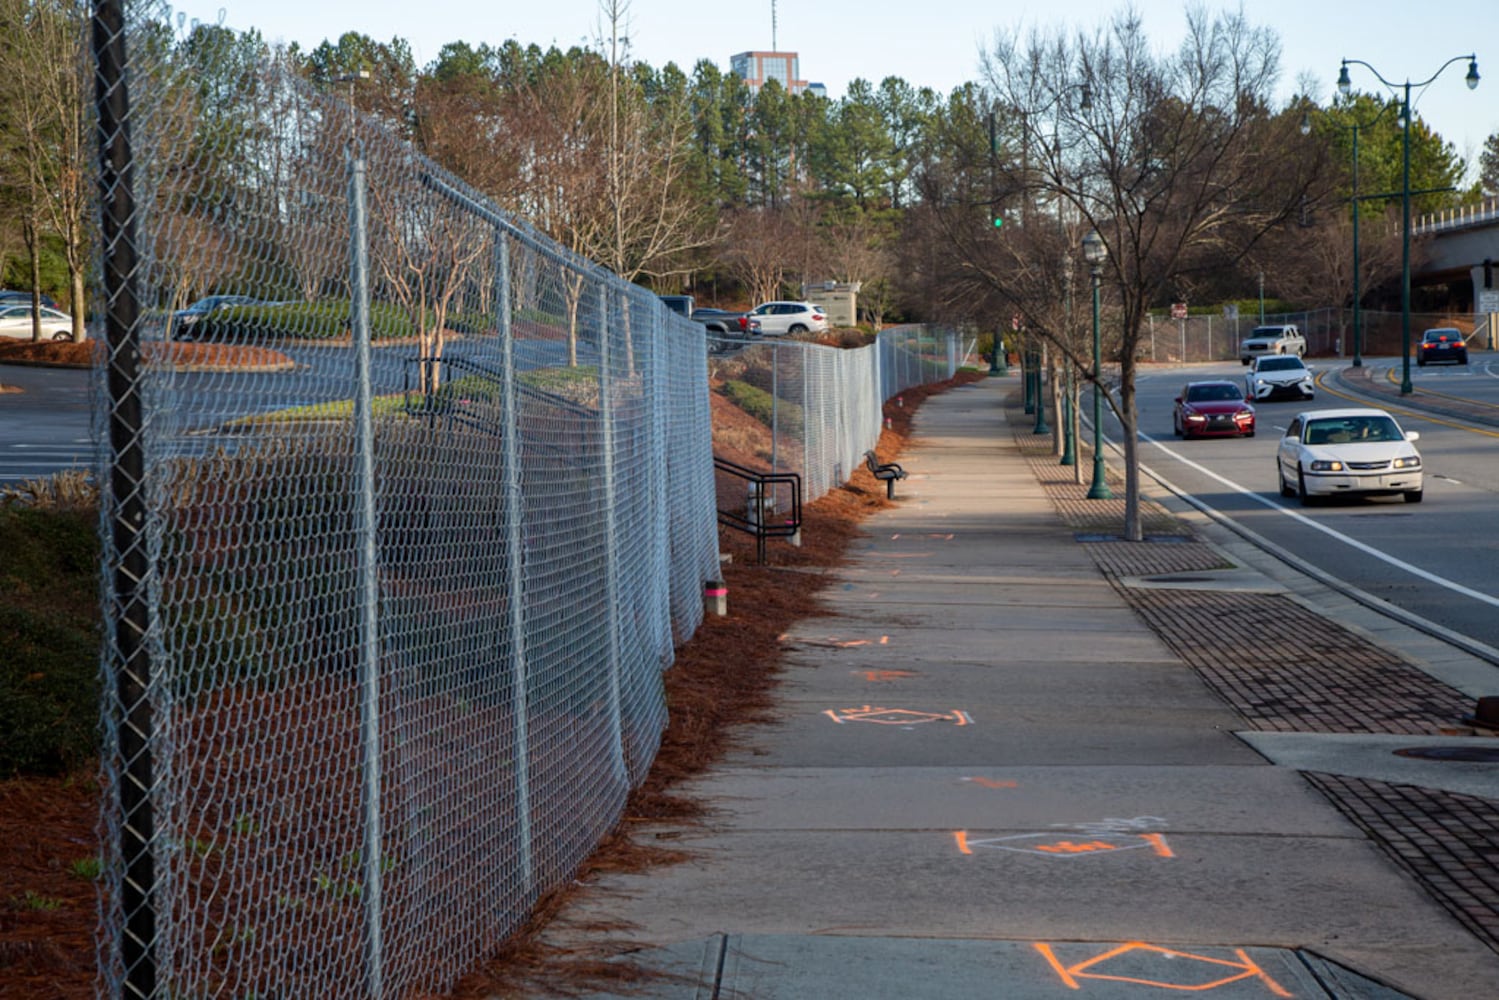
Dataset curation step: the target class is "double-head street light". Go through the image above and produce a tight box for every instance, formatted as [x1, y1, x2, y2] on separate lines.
[1082, 230, 1111, 500]
[1300, 99, 1397, 367]
[1337, 55, 1478, 394]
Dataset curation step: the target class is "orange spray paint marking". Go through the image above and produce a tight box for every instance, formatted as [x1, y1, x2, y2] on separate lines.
[879, 635, 889, 645]
[1034, 941, 1293, 996]
[826, 706, 973, 726]
[1141, 832, 1174, 858]
[963, 777, 1020, 789]
[954, 830, 972, 855]
[1036, 841, 1118, 854]
[857, 670, 915, 682]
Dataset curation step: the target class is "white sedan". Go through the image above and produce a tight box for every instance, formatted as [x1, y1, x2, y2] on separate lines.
[0, 304, 75, 342]
[1277, 408, 1423, 505]
[1245, 355, 1314, 401]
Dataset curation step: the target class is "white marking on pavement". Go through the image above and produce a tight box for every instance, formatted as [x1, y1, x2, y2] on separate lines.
[1140, 434, 1499, 609]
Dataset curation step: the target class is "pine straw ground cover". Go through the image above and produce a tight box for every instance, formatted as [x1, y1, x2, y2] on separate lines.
[0, 337, 981, 997]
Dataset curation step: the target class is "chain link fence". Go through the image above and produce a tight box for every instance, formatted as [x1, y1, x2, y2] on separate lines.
[707, 326, 961, 507]
[1139, 307, 1486, 363]
[92, 5, 718, 996]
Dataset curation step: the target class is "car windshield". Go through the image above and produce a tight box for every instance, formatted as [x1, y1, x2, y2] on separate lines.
[1257, 357, 1304, 372]
[1303, 416, 1403, 445]
[1185, 384, 1243, 402]
[1423, 329, 1459, 343]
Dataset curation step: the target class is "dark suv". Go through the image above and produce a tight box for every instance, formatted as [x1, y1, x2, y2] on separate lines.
[1417, 328, 1467, 366]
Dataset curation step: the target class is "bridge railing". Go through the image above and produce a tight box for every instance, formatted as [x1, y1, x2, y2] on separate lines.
[1414, 195, 1499, 235]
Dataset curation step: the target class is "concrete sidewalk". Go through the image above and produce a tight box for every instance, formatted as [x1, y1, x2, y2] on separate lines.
[540, 376, 1499, 1000]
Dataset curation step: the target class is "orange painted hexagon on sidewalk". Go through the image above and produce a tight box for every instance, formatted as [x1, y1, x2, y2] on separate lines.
[823, 706, 973, 725]
[1033, 942, 1292, 995]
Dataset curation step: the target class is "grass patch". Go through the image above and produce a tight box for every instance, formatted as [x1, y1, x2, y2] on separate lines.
[0, 504, 101, 777]
[719, 379, 804, 437]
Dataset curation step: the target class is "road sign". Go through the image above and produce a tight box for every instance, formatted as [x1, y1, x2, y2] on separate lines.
[1223, 304, 1239, 320]
[1170, 302, 1188, 320]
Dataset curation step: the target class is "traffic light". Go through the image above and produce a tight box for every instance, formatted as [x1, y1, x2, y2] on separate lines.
[993, 215, 1004, 228]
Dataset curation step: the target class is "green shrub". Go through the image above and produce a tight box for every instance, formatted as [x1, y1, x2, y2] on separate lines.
[196, 301, 416, 341]
[720, 379, 804, 436]
[0, 507, 101, 777]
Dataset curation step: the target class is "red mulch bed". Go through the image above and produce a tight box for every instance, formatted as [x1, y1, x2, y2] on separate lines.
[0, 364, 983, 998]
[0, 340, 294, 371]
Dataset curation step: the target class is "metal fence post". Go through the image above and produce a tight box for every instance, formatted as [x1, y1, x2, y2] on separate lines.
[599, 285, 626, 784]
[494, 230, 533, 895]
[348, 140, 385, 1000]
[93, 2, 157, 994]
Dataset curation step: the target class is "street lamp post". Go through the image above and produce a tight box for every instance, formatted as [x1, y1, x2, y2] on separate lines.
[1060, 254, 1077, 467]
[1033, 344, 1050, 435]
[1338, 55, 1479, 394]
[1022, 345, 1035, 414]
[1301, 102, 1396, 367]
[1082, 231, 1112, 500]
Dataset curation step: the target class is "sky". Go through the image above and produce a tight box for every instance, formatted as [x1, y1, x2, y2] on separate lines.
[170, 0, 1496, 184]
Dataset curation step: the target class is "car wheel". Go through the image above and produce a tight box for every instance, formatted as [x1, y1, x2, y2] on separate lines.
[51, 330, 73, 342]
[1404, 488, 1424, 504]
[1417, 358, 1426, 367]
[1244, 429, 1255, 438]
[1296, 468, 1319, 506]
[788, 323, 808, 334]
[1279, 464, 1295, 498]
[1460, 355, 1469, 365]
[1240, 358, 1249, 365]
[1172, 414, 1181, 437]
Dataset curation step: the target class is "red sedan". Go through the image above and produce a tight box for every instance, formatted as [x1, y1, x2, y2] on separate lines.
[1172, 380, 1256, 439]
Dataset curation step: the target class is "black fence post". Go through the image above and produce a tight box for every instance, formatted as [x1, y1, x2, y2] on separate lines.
[92, 1, 156, 995]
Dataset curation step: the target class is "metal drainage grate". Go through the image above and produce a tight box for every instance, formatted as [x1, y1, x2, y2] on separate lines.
[1393, 746, 1499, 763]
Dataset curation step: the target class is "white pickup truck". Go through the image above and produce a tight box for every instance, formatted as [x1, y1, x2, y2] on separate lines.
[1239, 325, 1306, 364]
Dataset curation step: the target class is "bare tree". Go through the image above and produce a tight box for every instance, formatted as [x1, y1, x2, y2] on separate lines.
[722, 208, 799, 306]
[965, 9, 1323, 539]
[368, 160, 491, 391]
[0, 0, 91, 340]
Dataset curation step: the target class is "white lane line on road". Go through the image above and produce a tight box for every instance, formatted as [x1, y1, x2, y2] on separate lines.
[1140, 433, 1499, 609]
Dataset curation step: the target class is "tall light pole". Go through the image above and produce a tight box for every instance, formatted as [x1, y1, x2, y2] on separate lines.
[1060, 253, 1076, 467]
[334, 69, 370, 144]
[1082, 231, 1111, 500]
[1338, 55, 1479, 394]
[1301, 101, 1395, 367]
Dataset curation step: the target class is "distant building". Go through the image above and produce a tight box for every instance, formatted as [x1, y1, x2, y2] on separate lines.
[730, 51, 825, 98]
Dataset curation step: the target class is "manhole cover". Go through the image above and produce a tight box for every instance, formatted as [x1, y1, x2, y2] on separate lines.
[1393, 746, 1499, 763]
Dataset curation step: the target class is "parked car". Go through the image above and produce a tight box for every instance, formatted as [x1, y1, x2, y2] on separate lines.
[170, 294, 264, 340]
[1277, 408, 1422, 505]
[1245, 354, 1314, 402]
[1239, 324, 1305, 364]
[1417, 327, 1467, 366]
[0, 304, 76, 342]
[747, 300, 828, 336]
[0, 289, 60, 309]
[1172, 380, 1255, 439]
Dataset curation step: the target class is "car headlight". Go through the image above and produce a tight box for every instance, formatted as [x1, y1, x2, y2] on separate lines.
[1185, 413, 1206, 423]
[1235, 409, 1254, 421]
[1392, 455, 1421, 469]
[1309, 460, 1344, 472]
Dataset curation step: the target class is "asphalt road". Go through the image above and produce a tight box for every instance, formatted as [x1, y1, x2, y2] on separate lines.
[0, 338, 581, 487]
[1121, 355, 1499, 653]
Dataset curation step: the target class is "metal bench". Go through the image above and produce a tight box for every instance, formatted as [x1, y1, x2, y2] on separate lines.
[864, 450, 908, 499]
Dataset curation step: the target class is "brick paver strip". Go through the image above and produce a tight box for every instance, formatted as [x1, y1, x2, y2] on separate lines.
[1306, 773, 1499, 953]
[1002, 396, 1497, 949]
[1124, 588, 1471, 734]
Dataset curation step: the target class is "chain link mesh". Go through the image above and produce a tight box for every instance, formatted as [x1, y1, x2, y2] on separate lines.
[92, 5, 717, 996]
[708, 326, 959, 505]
